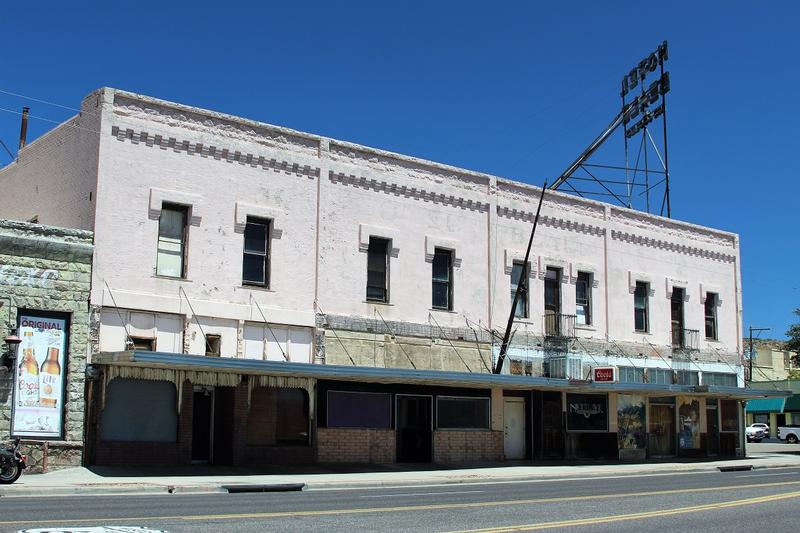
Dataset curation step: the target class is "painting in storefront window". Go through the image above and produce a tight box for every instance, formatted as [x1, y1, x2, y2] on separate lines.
[617, 395, 646, 449]
[678, 397, 701, 449]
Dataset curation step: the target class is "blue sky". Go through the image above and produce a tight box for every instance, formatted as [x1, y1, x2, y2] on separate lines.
[1, 1, 797, 340]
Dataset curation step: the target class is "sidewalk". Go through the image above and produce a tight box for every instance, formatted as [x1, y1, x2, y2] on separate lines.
[2, 452, 800, 498]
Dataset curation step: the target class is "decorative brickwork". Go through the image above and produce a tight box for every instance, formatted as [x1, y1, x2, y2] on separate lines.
[433, 430, 503, 463]
[611, 230, 736, 263]
[496, 205, 606, 237]
[316, 428, 395, 464]
[329, 171, 490, 213]
[111, 126, 320, 180]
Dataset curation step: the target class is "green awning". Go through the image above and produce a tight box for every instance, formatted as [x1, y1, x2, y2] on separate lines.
[746, 396, 786, 413]
[784, 395, 800, 412]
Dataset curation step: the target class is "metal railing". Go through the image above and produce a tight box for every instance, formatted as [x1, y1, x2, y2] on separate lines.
[543, 313, 577, 338]
[671, 327, 699, 351]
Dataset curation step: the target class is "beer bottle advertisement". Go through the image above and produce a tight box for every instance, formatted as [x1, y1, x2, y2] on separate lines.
[11, 314, 68, 438]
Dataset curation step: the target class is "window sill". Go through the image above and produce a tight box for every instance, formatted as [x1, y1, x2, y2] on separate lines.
[430, 308, 456, 314]
[364, 300, 393, 306]
[152, 275, 192, 282]
[575, 325, 596, 331]
[705, 338, 721, 343]
[634, 330, 652, 335]
[237, 284, 274, 293]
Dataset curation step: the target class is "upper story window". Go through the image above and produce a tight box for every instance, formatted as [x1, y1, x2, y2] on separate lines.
[703, 372, 736, 387]
[648, 368, 673, 385]
[704, 292, 718, 340]
[670, 287, 686, 347]
[242, 216, 271, 287]
[366, 237, 389, 303]
[544, 267, 562, 336]
[676, 369, 699, 386]
[156, 203, 188, 278]
[129, 336, 156, 351]
[576, 271, 592, 326]
[619, 366, 645, 384]
[431, 248, 453, 311]
[510, 261, 529, 318]
[205, 334, 221, 357]
[634, 281, 649, 332]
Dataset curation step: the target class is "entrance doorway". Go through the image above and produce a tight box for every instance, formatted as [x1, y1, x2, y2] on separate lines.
[192, 388, 214, 464]
[504, 398, 526, 459]
[649, 401, 676, 456]
[396, 395, 432, 462]
[541, 391, 564, 459]
[706, 400, 719, 455]
[212, 386, 235, 465]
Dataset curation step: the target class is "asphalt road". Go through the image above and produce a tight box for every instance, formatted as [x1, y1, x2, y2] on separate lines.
[1, 467, 800, 532]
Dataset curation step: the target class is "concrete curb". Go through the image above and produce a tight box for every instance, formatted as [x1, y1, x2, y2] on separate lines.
[301, 462, 800, 490]
[2, 460, 798, 498]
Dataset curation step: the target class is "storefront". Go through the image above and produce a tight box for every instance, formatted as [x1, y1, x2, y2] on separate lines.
[88, 351, 780, 467]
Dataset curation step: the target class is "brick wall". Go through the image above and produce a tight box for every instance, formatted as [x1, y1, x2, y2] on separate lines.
[316, 428, 395, 464]
[0, 93, 101, 231]
[433, 430, 503, 463]
[0, 219, 93, 472]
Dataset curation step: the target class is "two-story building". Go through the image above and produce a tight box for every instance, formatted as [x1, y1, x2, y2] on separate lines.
[0, 87, 775, 467]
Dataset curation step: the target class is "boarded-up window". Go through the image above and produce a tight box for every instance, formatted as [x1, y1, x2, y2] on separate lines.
[242, 324, 313, 363]
[327, 391, 392, 428]
[100, 379, 177, 442]
[436, 396, 490, 430]
[246, 388, 309, 445]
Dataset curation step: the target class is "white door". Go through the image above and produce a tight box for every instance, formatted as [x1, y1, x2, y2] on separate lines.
[504, 398, 526, 460]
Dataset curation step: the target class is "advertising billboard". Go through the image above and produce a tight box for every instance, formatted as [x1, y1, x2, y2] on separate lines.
[11, 312, 68, 438]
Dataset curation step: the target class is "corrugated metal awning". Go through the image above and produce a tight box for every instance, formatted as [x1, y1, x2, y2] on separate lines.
[92, 350, 788, 400]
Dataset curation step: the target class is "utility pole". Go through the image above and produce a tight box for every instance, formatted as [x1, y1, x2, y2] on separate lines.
[493, 181, 547, 375]
[747, 326, 771, 386]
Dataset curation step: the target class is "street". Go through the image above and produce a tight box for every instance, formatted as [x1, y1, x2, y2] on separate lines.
[1, 467, 799, 532]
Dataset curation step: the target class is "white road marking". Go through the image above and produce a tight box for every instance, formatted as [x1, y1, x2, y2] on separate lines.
[359, 490, 485, 498]
[736, 472, 796, 478]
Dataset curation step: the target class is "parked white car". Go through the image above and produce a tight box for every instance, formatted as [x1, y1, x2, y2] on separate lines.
[777, 426, 800, 444]
[745, 425, 767, 442]
[750, 422, 770, 438]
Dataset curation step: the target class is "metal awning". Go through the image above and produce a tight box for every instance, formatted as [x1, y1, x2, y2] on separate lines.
[93, 350, 788, 400]
[784, 395, 800, 412]
[745, 396, 787, 413]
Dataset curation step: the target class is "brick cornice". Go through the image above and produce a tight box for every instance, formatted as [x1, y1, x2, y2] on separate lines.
[110, 126, 320, 180]
[611, 230, 736, 263]
[328, 171, 490, 213]
[496, 206, 606, 237]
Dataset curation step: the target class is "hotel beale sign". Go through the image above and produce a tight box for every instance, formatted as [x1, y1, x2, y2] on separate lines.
[593, 367, 617, 383]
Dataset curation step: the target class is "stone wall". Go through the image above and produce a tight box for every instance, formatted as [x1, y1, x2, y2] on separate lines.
[316, 428, 395, 464]
[433, 430, 503, 463]
[0, 219, 93, 472]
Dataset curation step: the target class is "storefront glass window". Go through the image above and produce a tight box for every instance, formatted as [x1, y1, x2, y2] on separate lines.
[566, 393, 608, 431]
[436, 397, 490, 430]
